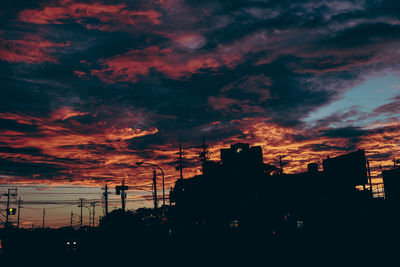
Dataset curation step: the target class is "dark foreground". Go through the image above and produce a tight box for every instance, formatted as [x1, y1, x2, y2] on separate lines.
[0, 222, 398, 267]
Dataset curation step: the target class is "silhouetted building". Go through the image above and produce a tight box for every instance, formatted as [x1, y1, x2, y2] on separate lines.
[308, 163, 318, 173]
[220, 143, 263, 170]
[322, 149, 369, 190]
[169, 144, 376, 241]
[382, 168, 400, 201]
[169, 143, 271, 234]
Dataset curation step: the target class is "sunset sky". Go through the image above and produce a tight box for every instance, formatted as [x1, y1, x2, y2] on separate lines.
[1, 0, 400, 227]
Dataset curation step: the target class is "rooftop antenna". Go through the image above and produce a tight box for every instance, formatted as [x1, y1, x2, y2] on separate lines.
[279, 155, 287, 174]
[197, 136, 211, 163]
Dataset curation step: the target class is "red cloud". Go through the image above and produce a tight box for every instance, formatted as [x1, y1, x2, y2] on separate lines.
[0, 34, 70, 64]
[18, 1, 161, 31]
[91, 45, 243, 83]
[90, 30, 292, 83]
[73, 70, 87, 79]
[0, 112, 34, 125]
[0, 106, 160, 187]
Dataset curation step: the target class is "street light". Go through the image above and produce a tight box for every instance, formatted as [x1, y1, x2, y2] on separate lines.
[136, 162, 165, 206]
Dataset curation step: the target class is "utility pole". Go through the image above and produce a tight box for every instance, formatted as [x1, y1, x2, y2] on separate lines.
[17, 198, 22, 228]
[176, 144, 186, 179]
[367, 161, 373, 198]
[136, 162, 166, 207]
[200, 136, 208, 162]
[198, 136, 210, 173]
[102, 184, 109, 215]
[42, 208, 45, 228]
[6, 188, 10, 226]
[79, 198, 83, 228]
[115, 180, 128, 212]
[179, 144, 183, 179]
[70, 211, 73, 227]
[91, 202, 96, 227]
[4, 188, 17, 227]
[153, 170, 158, 209]
[121, 179, 126, 211]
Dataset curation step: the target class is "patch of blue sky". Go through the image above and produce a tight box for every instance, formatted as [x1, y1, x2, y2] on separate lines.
[304, 73, 400, 128]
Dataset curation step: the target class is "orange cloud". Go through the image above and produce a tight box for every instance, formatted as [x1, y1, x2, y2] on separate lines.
[50, 107, 89, 121]
[194, 118, 399, 183]
[0, 107, 161, 188]
[1, 110, 399, 192]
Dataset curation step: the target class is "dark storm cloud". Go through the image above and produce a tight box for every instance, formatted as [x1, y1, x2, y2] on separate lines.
[0, 146, 42, 155]
[0, 118, 38, 133]
[368, 152, 393, 159]
[0, 158, 66, 178]
[82, 0, 399, 127]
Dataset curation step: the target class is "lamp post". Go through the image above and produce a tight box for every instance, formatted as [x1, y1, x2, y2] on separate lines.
[136, 162, 165, 206]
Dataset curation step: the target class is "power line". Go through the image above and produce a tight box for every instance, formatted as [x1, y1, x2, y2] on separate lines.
[22, 205, 77, 210]
[0, 184, 153, 189]
[25, 192, 102, 195]
[0, 198, 149, 205]
[0, 185, 103, 188]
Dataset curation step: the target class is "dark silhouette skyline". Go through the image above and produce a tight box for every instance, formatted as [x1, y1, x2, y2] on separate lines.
[1, 0, 400, 265]
[1, 142, 399, 266]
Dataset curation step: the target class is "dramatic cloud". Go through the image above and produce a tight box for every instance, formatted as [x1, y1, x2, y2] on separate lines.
[18, 0, 161, 31]
[91, 44, 244, 83]
[1, 0, 400, 190]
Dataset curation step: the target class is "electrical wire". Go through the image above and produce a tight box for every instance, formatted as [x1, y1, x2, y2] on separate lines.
[0, 185, 103, 188]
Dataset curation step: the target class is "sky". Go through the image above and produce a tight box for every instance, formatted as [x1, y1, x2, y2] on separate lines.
[1, 0, 400, 227]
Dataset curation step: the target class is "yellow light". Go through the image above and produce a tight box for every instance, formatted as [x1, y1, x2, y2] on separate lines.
[9, 209, 12, 212]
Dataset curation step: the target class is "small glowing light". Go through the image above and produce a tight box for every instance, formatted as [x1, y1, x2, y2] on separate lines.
[229, 219, 239, 228]
[236, 148, 242, 153]
[73, 241, 77, 245]
[296, 220, 304, 229]
[66, 242, 70, 245]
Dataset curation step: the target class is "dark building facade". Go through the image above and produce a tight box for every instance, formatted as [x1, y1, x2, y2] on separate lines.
[169, 144, 375, 240]
[322, 149, 369, 188]
[382, 167, 400, 201]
